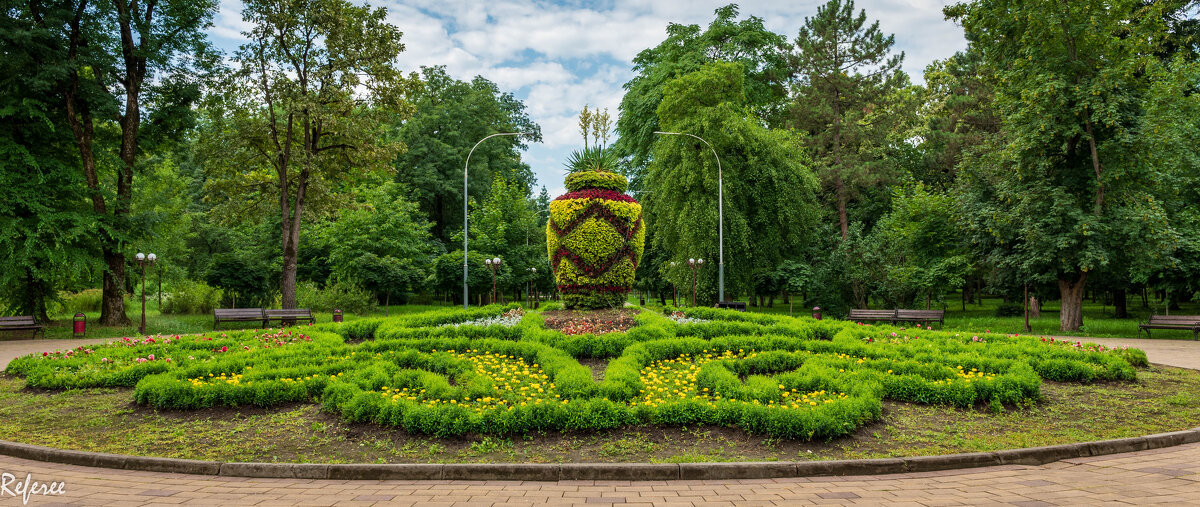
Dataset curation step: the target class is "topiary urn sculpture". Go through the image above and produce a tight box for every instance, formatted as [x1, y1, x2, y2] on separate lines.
[547, 157, 645, 309]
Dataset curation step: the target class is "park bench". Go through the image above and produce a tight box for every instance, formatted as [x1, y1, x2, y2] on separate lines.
[896, 309, 946, 326]
[846, 309, 897, 324]
[846, 309, 946, 327]
[1138, 315, 1200, 340]
[0, 316, 45, 339]
[714, 301, 747, 312]
[213, 308, 266, 330]
[265, 308, 315, 327]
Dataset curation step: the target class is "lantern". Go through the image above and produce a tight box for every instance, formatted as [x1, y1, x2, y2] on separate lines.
[73, 313, 86, 337]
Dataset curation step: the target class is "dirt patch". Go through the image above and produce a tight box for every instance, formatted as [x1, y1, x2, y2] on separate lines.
[4, 365, 1200, 464]
[542, 308, 639, 335]
[577, 358, 609, 381]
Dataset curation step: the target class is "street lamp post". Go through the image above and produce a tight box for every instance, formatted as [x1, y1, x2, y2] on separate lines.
[464, 132, 535, 309]
[527, 267, 537, 308]
[135, 252, 156, 335]
[485, 257, 502, 304]
[688, 258, 703, 307]
[654, 131, 724, 302]
[669, 261, 678, 307]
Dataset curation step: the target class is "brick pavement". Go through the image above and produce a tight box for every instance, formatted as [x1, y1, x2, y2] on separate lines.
[0, 443, 1197, 506]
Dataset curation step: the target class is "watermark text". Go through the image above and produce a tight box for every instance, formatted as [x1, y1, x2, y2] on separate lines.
[1, 472, 67, 505]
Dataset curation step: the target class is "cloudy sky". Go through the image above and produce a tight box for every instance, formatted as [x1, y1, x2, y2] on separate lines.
[208, 0, 967, 195]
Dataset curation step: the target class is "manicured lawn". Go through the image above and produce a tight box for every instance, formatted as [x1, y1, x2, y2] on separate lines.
[21, 303, 462, 341]
[634, 293, 1200, 340]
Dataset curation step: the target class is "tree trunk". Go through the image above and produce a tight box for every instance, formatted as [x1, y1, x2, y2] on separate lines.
[1113, 290, 1127, 319]
[1058, 272, 1088, 331]
[836, 176, 849, 240]
[1029, 296, 1041, 319]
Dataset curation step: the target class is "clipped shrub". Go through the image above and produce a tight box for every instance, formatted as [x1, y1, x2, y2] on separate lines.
[547, 170, 644, 309]
[297, 280, 376, 314]
[995, 302, 1024, 317]
[162, 280, 224, 314]
[5, 301, 1151, 440]
[58, 289, 104, 314]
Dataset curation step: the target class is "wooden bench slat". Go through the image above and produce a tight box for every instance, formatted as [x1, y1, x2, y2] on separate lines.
[0, 315, 45, 339]
[213, 309, 266, 330]
[1139, 315, 1200, 340]
[265, 309, 315, 327]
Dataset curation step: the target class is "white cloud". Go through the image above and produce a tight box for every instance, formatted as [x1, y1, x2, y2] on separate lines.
[208, 0, 967, 195]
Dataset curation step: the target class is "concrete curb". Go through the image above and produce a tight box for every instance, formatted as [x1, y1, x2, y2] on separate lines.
[2, 427, 1199, 481]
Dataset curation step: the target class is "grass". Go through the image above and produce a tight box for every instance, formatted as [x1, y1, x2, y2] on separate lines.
[1, 364, 1197, 463]
[11, 302, 464, 341]
[634, 293, 1200, 340]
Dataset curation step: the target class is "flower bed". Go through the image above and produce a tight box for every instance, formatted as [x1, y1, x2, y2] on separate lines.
[542, 309, 637, 335]
[3, 305, 1150, 440]
[440, 308, 525, 328]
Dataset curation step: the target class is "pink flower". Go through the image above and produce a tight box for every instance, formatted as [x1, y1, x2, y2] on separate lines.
[147, 354, 155, 361]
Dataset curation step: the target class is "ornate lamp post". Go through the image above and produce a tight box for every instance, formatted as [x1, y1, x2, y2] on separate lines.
[688, 258, 703, 307]
[485, 257, 502, 304]
[135, 252, 156, 335]
[654, 131, 724, 302]
[464, 132, 536, 309]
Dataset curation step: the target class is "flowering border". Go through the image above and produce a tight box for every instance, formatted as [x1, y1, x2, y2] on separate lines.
[549, 201, 643, 240]
[553, 189, 637, 204]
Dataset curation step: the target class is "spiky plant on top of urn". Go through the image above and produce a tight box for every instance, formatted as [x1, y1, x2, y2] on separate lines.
[546, 106, 645, 309]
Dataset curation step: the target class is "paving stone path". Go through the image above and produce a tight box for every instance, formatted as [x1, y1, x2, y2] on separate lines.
[1, 443, 1198, 506]
[2, 336, 1200, 506]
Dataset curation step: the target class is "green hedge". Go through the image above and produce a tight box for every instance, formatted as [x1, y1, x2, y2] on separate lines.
[4, 305, 1148, 439]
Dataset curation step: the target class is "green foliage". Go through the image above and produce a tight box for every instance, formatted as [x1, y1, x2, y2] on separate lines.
[948, 0, 1198, 331]
[867, 184, 970, 308]
[6, 305, 1146, 440]
[296, 281, 376, 314]
[161, 282, 224, 315]
[458, 175, 546, 297]
[994, 303, 1023, 318]
[615, 4, 790, 174]
[323, 181, 436, 302]
[202, 0, 417, 309]
[647, 61, 820, 304]
[394, 66, 542, 244]
[564, 148, 623, 177]
[789, 0, 907, 239]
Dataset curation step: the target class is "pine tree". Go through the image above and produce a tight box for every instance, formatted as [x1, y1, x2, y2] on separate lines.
[788, 0, 905, 240]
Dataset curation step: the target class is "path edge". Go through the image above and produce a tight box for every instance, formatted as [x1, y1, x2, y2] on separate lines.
[1, 427, 1198, 481]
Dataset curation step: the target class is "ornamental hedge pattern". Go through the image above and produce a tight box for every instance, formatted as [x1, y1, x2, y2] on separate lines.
[547, 171, 645, 309]
[4, 305, 1148, 439]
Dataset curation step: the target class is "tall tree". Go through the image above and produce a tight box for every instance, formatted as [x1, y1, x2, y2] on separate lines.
[10, 0, 216, 324]
[394, 66, 541, 246]
[459, 175, 543, 298]
[0, 10, 95, 319]
[615, 4, 789, 181]
[788, 0, 906, 240]
[918, 49, 1000, 189]
[208, 0, 417, 309]
[323, 181, 436, 305]
[646, 62, 820, 304]
[948, 0, 1192, 330]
